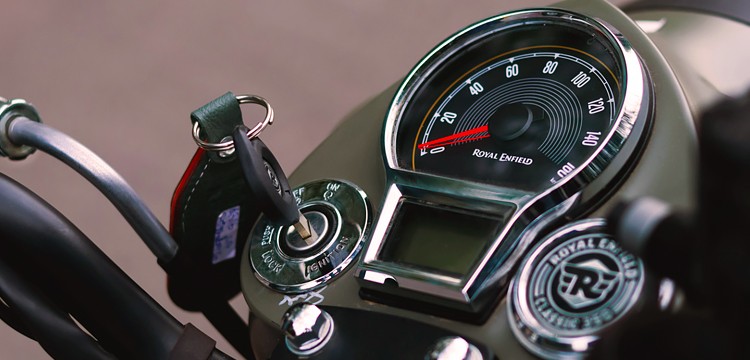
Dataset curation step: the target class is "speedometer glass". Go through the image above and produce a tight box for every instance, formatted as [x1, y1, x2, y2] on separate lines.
[358, 9, 650, 318]
[400, 24, 622, 192]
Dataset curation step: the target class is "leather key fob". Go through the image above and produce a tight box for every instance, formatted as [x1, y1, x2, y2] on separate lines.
[168, 92, 262, 310]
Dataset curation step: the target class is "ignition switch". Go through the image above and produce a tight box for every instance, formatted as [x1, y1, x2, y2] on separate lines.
[247, 179, 371, 293]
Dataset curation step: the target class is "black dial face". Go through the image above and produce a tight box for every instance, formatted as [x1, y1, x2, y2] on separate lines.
[395, 21, 625, 193]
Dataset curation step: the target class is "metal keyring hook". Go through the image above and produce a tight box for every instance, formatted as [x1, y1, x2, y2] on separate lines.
[192, 94, 274, 153]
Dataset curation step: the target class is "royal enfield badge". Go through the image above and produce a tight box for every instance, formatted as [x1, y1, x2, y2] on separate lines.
[508, 219, 645, 358]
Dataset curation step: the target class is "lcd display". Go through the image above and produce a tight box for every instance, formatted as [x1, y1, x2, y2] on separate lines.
[380, 200, 505, 276]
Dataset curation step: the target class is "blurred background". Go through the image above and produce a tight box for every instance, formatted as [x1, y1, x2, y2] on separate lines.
[0, 0, 628, 358]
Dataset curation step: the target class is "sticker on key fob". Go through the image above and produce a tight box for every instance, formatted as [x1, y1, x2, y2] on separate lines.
[212, 205, 241, 264]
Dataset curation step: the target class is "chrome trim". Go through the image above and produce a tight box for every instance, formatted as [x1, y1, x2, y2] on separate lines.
[192, 94, 274, 153]
[359, 9, 651, 311]
[281, 303, 335, 356]
[249, 179, 371, 294]
[0, 98, 42, 160]
[508, 219, 646, 359]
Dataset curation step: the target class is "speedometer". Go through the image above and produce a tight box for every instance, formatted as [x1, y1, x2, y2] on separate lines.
[359, 9, 651, 317]
[406, 41, 621, 192]
[389, 12, 638, 193]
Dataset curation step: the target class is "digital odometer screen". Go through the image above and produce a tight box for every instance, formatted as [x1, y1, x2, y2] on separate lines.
[380, 200, 506, 276]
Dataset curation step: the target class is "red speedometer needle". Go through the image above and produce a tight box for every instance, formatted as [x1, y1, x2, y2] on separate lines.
[418, 125, 489, 150]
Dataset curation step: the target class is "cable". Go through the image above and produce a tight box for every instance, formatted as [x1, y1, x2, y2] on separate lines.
[203, 302, 254, 360]
[0, 257, 115, 360]
[0, 173, 185, 359]
[6, 117, 178, 265]
[3, 115, 247, 358]
[0, 302, 33, 340]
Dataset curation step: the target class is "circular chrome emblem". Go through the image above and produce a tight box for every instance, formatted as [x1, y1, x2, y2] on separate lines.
[509, 219, 644, 358]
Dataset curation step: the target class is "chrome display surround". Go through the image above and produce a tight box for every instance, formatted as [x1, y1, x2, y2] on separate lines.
[357, 9, 651, 312]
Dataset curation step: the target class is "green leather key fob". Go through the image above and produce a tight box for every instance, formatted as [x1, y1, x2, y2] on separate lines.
[168, 92, 264, 309]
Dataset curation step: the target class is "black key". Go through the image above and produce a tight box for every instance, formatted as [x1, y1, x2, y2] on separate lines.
[232, 125, 316, 242]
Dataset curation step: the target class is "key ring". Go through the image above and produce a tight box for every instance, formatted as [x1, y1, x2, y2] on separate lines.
[192, 94, 274, 153]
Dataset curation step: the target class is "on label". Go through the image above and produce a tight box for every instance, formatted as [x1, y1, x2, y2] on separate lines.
[323, 182, 341, 200]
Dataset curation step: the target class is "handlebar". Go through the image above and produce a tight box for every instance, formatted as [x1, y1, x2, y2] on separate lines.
[0, 173, 230, 359]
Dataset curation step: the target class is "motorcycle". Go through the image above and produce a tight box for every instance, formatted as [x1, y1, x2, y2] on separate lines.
[0, 0, 748, 358]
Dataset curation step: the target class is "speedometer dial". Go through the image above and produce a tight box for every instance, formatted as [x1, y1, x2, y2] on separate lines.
[391, 16, 632, 193]
[362, 9, 650, 316]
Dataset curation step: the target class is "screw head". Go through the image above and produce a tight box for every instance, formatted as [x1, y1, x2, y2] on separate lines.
[281, 303, 334, 356]
[425, 337, 484, 360]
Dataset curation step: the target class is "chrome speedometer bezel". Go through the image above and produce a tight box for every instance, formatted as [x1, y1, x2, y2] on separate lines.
[358, 9, 651, 315]
[383, 9, 645, 184]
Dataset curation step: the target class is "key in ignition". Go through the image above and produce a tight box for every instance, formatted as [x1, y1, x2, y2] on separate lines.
[232, 125, 318, 243]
